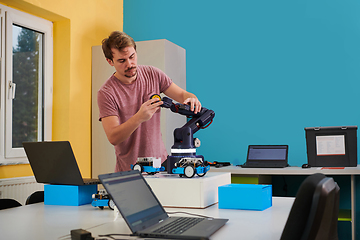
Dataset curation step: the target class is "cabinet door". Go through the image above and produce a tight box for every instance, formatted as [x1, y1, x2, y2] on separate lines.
[91, 45, 116, 177]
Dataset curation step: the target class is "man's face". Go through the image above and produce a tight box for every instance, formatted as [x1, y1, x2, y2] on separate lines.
[107, 46, 138, 83]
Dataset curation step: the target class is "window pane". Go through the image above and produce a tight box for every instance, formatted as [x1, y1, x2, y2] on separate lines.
[12, 25, 43, 148]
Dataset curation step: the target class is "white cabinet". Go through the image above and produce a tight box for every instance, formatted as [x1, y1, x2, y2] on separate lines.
[91, 40, 186, 177]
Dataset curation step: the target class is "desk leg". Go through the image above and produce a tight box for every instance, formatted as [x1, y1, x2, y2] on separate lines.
[351, 175, 355, 240]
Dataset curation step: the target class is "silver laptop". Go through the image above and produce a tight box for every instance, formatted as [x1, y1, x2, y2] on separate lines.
[98, 170, 228, 240]
[23, 141, 100, 185]
[240, 145, 289, 168]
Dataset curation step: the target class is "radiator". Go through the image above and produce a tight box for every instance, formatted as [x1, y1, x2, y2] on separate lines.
[0, 176, 44, 205]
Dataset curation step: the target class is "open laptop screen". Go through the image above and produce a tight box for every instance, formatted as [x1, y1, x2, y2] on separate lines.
[99, 171, 167, 233]
[247, 145, 288, 164]
[248, 145, 288, 161]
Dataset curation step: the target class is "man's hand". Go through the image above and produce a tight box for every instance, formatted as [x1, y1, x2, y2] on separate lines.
[184, 97, 201, 114]
[136, 98, 164, 122]
[162, 82, 202, 114]
[101, 98, 164, 146]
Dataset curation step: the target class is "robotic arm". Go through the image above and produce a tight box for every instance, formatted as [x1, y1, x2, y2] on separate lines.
[152, 95, 215, 177]
[160, 96, 215, 150]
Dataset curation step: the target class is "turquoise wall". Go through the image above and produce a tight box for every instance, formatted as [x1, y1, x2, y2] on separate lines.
[124, 0, 360, 167]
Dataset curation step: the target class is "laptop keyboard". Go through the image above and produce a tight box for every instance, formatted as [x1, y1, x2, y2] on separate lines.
[241, 163, 287, 168]
[83, 178, 100, 184]
[153, 217, 205, 234]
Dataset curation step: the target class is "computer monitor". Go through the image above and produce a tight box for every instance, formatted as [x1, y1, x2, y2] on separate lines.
[305, 126, 357, 167]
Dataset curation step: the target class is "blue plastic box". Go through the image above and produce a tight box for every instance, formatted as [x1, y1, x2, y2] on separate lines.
[218, 184, 272, 211]
[44, 184, 97, 206]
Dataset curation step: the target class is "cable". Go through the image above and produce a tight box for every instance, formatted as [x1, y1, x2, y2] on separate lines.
[97, 233, 133, 240]
[95, 212, 215, 239]
[166, 211, 214, 219]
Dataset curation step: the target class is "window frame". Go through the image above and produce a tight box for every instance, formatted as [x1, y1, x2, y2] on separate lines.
[0, 4, 53, 164]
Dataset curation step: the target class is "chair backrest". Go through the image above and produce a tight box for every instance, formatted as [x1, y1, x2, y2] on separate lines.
[25, 191, 44, 205]
[302, 177, 339, 240]
[0, 198, 22, 210]
[280, 173, 340, 240]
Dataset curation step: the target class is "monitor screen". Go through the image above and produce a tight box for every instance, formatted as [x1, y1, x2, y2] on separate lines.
[100, 171, 165, 232]
[248, 145, 288, 161]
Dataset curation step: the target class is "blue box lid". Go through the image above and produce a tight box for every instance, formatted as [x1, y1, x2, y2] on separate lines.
[220, 184, 271, 190]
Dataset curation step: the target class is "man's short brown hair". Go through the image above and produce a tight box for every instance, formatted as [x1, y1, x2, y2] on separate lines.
[102, 31, 136, 61]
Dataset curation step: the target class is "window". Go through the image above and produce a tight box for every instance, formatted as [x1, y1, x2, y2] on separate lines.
[0, 5, 53, 164]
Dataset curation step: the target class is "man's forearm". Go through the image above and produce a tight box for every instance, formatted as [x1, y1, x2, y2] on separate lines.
[102, 98, 163, 146]
[183, 91, 198, 101]
[102, 114, 143, 146]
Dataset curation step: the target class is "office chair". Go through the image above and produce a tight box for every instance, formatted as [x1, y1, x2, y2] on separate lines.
[0, 198, 22, 210]
[25, 191, 44, 205]
[280, 173, 340, 240]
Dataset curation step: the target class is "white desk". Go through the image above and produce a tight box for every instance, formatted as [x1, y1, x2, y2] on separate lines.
[210, 165, 360, 240]
[0, 197, 294, 240]
[209, 165, 360, 175]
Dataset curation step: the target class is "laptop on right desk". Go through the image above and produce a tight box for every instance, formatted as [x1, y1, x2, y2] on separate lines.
[240, 145, 289, 168]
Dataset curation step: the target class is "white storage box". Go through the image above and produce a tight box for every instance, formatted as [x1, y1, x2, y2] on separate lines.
[144, 172, 231, 208]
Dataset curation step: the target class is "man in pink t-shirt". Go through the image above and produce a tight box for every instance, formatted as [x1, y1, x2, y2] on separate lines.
[98, 31, 202, 172]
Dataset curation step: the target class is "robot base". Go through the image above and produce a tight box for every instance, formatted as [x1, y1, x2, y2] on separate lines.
[166, 155, 205, 174]
[172, 165, 210, 178]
